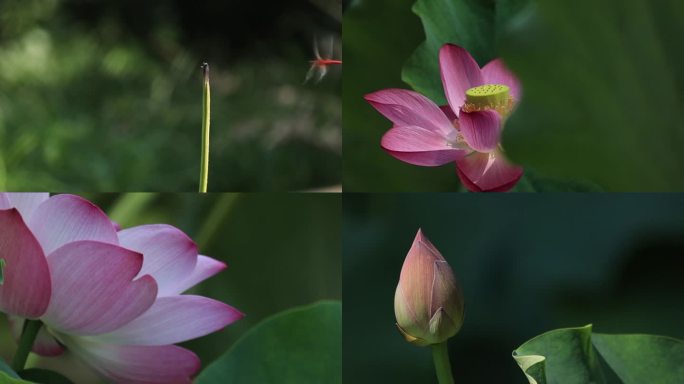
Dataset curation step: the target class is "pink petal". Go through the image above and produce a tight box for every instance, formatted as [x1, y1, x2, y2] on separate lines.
[0, 194, 10, 209]
[481, 59, 521, 99]
[167, 255, 226, 295]
[365, 89, 454, 136]
[439, 105, 458, 122]
[430, 260, 463, 328]
[381, 125, 467, 166]
[456, 151, 523, 192]
[5, 193, 50, 222]
[439, 44, 483, 115]
[60, 336, 199, 384]
[33, 328, 66, 356]
[458, 110, 502, 153]
[8, 316, 64, 356]
[42, 241, 157, 335]
[0, 209, 51, 318]
[395, 230, 446, 331]
[95, 295, 243, 345]
[28, 194, 119, 255]
[118, 225, 198, 297]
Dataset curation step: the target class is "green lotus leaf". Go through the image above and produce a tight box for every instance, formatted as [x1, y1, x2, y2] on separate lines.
[513, 325, 684, 384]
[196, 301, 341, 384]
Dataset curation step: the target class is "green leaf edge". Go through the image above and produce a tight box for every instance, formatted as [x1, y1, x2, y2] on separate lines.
[17, 369, 74, 384]
[0, 371, 31, 384]
[511, 324, 595, 384]
[223, 300, 342, 351]
[512, 324, 684, 384]
[196, 300, 342, 382]
[400, 0, 469, 105]
[0, 359, 19, 380]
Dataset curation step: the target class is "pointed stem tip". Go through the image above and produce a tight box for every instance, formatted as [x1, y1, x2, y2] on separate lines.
[201, 62, 210, 81]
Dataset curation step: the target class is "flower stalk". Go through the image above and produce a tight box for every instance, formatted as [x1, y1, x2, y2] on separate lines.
[394, 229, 462, 383]
[432, 342, 455, 384]
[199, 62, 211, 193]
[12, 319, 42, 371]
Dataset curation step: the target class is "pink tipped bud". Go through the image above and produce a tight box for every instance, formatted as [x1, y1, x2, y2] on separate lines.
[394, 229, 464, 346]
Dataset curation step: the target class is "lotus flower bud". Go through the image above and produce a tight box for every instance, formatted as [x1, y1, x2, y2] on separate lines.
[394, 229, 464, 346]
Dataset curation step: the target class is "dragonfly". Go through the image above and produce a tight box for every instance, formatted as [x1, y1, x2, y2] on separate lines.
[305, 36, 342, 83]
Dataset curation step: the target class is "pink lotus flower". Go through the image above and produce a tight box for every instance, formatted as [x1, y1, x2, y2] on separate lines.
[365, 43, 523, 192]
[0, 193, 243, 383]
[394, 229, 464, 346]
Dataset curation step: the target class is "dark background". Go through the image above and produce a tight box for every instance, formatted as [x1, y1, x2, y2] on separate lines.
[0, 193, 342, 382]
[0, 0, 341, 191]
[343, 194, 684, 382]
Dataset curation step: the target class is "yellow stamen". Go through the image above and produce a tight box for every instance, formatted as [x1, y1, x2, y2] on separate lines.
[464, 84, 513, 116]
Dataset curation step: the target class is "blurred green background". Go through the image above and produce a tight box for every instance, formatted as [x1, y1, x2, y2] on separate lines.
[0, 0, 341, 191]
[343, 0, 684, 191]
[0, 193, 341, 382]
[343, 194, 684, 382]
[343, 0, 442, 191]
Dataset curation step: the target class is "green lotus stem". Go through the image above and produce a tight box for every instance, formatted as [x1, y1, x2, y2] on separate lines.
[199, 62, 211, 193]
[432, 342, 455, 384]
[12, 319, 42, 371]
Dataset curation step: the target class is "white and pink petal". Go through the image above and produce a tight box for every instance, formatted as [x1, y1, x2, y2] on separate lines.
[1, 193, 49, 221]
[481, 59, 521, 99]
[0, 194, 10, 209]
[166, 255, 226, 295]
[118, 224, 198, 297]
[94, 295, 243, 345]
[439, 44, 484, 115]
[59, 335, 200, 384]
[42, 241, 157, 335]
[0, 209, 51, 318]
[28, 194, 119, 255]
[458, 110, 502, 153]
[365, 89, 454, 136]
[456, 151, 523, 192]
[381, 125, 468, 167]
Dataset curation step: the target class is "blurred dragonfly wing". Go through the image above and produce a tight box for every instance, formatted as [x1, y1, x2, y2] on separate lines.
[313, 35, 323, 60]
[304, 63, 327, 84]
[305, 35, 338, 83]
